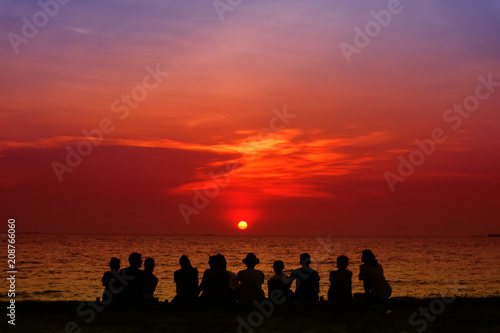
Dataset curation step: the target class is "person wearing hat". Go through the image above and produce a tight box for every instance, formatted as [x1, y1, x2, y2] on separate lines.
[237, 253, 265, 303]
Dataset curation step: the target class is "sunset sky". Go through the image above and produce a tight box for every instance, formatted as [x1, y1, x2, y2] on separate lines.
[1, 0, 499, 235]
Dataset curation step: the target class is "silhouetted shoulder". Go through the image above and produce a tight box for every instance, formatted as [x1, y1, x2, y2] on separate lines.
[330, 269, 352, 282]
[102, 271, 114, 287]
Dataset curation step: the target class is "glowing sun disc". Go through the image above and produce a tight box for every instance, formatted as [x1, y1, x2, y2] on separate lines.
[238, 221, 248, 230]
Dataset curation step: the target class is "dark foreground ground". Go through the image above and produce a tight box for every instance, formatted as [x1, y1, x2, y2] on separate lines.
[2, 297, 499, 333]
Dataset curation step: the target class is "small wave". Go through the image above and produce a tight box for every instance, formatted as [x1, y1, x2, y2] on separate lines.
[3, 291, 30, 297]
[18, 261, 44, 264]
[32, 290, 63, 294]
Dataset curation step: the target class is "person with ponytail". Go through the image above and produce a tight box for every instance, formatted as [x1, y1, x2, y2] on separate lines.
[359, 250, 392, 299]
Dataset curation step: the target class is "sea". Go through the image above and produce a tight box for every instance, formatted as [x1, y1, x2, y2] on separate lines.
[3, 234, 500, 302]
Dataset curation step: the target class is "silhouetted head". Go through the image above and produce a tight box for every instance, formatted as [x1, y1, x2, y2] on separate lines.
[216, 254, 227, 270]
[336, 255, 349, 270]
[242, 253, 259, 269]
[179, 255, 192, 269]
[128, 253, 143, 269]
[273, 260, 284, 274]
[109, 257, 120, 271]
[300, 253, 311, 267]
[144, 258, 155, 273]
[361, 250, 378, 267]
[208, 255, 218, 269]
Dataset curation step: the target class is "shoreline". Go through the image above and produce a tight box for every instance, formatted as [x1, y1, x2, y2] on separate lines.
[2, 294, 499, 303]
[4, 297, 500, 332]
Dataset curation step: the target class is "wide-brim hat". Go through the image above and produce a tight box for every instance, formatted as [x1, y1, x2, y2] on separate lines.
[243, 252, 260, 265]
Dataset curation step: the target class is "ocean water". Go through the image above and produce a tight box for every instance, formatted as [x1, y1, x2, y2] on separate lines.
[3, 234, 500, 301]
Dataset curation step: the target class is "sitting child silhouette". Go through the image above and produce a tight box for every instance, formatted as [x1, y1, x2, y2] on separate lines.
[328, 255, 352, 302]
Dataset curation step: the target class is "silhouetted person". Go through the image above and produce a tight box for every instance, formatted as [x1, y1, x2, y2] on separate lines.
[359, 249, 392, 299]
[199, 255, 229, 304]
[328, 255, 352, 302]
[173, 255, 199, 304]
[101, 257, 120, 302]
[237, 253, 265, 303]
[268, 260, 292, 300]
[290, 253, 320, 302]
[142, 258, 159, 302]
[118, 252, 144, 304]
[217, 254, 239, 303]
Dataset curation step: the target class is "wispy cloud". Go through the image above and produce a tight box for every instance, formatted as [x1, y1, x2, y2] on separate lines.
[0, 129, 392, 197]
[66, 27, 94, 34]
[184, 113, 226, 128]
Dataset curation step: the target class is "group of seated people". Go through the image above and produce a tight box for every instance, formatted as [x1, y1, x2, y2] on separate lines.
[101, 249, 392, 305]
[101, 253, 159, 304]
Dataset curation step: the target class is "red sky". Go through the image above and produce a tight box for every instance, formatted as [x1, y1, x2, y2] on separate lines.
[1, 0, 499, 235]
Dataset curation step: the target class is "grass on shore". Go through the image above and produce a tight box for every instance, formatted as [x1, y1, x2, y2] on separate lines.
[3, 297, 500, 333]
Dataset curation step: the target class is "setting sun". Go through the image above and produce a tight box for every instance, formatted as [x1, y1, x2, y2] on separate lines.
[1, 1, 499, 331]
